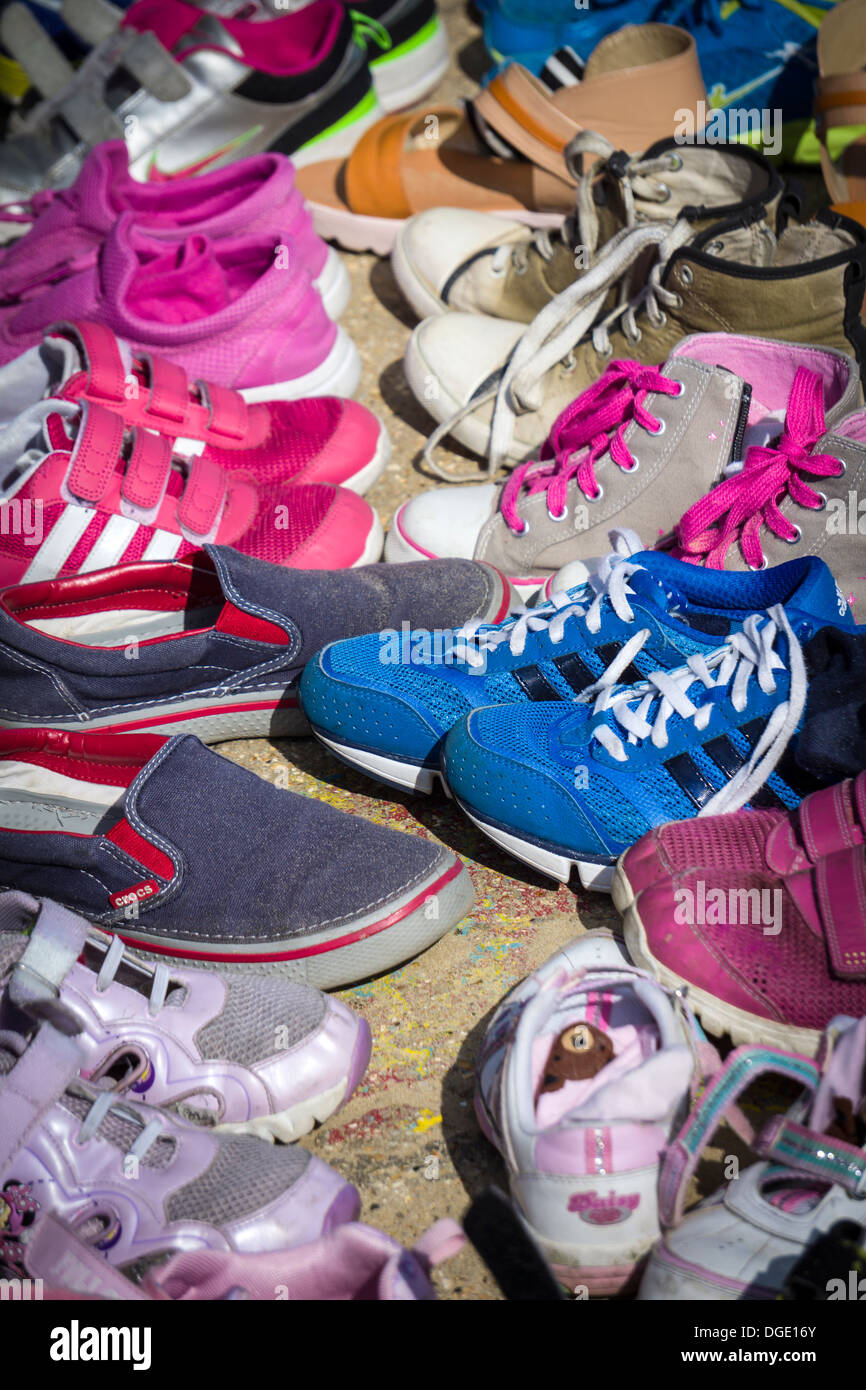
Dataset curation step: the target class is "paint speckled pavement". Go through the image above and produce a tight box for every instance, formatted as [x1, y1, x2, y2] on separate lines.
[215, 0, 812, 1299]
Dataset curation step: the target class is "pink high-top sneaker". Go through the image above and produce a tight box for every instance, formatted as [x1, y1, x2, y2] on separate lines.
[0, 214, 360, 398]
[0, 141, 350, 320]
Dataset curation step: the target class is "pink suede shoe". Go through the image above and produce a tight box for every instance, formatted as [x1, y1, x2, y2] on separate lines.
[0, 399, 383, 584]
[0, 142, 349, 321]
[614, 790, 866, 1056]
[0, 214, 360, 398]
[615, 771, 866, 899]
[0, 320, 389, 495]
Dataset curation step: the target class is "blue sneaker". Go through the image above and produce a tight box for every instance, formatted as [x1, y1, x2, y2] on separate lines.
[653, 0, 838, 163]
[300, 550, 847, 796]
[480, 0, 649, 75]
[440, 562, 855, 892]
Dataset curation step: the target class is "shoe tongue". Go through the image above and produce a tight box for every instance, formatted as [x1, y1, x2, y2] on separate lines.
[127, 234, 231, 322]
[0, 398, 78, 499]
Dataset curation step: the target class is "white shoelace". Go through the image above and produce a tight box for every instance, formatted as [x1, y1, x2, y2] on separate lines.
[450, 554, 649, 669]
[494, 133, 685, 277]
[76, 1085, 164, 1160]
[583, 606, 807, 817]
[95, 932, 171, 1019]
[424, 217, 695, 480]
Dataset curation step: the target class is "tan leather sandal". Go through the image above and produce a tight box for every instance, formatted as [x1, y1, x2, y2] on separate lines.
[294, 23, 706, 254]
[815, 0, 866, 205]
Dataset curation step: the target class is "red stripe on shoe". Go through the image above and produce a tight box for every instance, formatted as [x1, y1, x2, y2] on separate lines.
[117, 859, 464, 963]
[105, 818, 175, 879]
[100, 696, 298, 733]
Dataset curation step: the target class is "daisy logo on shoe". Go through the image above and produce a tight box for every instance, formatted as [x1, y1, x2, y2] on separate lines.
[567, 1191, 640, 1224]
[109, 880, 160, 911]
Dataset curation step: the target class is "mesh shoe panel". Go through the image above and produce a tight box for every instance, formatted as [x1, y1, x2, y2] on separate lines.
[194, 974, 326, 1065]
[166, 1135, 310, 1224]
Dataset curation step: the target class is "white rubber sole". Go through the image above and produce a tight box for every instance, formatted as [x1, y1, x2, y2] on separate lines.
[313, 247, 351, 320]
[384, 504, 547, 603]
[315, 730, 443, 795]
[613, 866, 822, 1056]
[342, 420, 391, 496]
[215, 1076, 350, 1144]
[313, 200, 565, 259]
[291, 96, 385, 169]
[352, 510, 385, 566]
[239, 325, 360, 403]
[460, 803, 615, 891]
[0, 690, 310, 743]
[370, 16, 450, 113]
[403, 327, 495, 458]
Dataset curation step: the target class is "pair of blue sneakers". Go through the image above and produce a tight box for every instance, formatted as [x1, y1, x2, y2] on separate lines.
[299, 550, 854, 892]
[479, 0, 838, 163]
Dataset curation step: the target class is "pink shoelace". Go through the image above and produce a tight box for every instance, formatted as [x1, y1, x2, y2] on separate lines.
[0, 187, 61, 226]
[673, 366, 844, 570]
[499, 360, 682, 534]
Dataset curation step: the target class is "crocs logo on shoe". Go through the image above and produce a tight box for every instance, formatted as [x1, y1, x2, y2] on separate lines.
[109, 879, 160, 911]
[567, 1191, 640, 1224]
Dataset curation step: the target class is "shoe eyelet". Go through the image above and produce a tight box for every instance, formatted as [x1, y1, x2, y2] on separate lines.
[561, 352, 577, 374]
[673, 380, 685, 397]
[517, 520, 530, 537]
[655, 182, 672, 203]
[706, 240, 724, 254]
[649, 311, 667, 330]
[490, 263, 506, 279]
[650, 418, 665, 436]
[813, 492, 828, 511]
[784, 524, 802, 545]
[835, 459, 847, 478]
[666, 153, 683, 171]
[622, 456, 640, 473]
[678, 264, 693, 285]
[628, 329, 643, 345]
[598, 344, 613, 359]
[588, 485, 604, 503]
[748, 557, 769, 571]
[547, 506, 568, 522]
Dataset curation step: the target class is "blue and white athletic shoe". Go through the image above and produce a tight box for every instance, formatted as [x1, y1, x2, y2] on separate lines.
[300, 550, 849, 795]
[440, 563, 855, 893]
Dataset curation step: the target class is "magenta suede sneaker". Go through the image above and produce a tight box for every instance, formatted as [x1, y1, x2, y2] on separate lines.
[617, 824, 866, 1056]
[0, 1023, 360, 1279]
[0, 141, 349, 320]
[475, 930, 720, 1295]
[615, 771, 866, 901]
[0, 320, 390, 495]
[0, 213, 360, 398]
[0, 397, 382, 585]
[0, 890, 371, 1142]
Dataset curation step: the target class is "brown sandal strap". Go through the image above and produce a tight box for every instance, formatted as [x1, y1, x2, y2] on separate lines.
[342, 106, 464, 218]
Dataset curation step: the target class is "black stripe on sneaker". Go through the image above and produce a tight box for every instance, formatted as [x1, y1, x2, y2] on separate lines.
[663, 753, 720, 809]
[512, 666, 562, 701]
[553, 651, 597, 695]
[263, 60, 372, 154]
[538, 46, 585, 92]
[235, 8, 355, 103]
[465, 101, 522, 161]
[596, 642, 644, 686]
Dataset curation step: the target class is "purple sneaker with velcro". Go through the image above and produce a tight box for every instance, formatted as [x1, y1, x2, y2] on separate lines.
[474, 930, 720, 1295]
[0, 729, 474, 989]
[0, 1014, 359, 1279]
[0, 890, 371, 1141]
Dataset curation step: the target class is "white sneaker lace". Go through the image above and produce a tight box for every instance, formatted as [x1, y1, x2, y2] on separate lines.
[450, 555, 650, 669]
[76, 1085, 165, 1160]
[492, 133, 683, 275]
[584, 606, 807, 817]
[96, 932, 172, 1019]
[423, 217, 694, 480]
